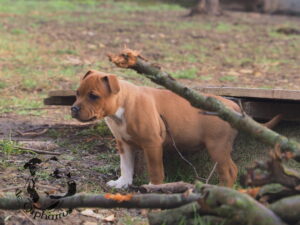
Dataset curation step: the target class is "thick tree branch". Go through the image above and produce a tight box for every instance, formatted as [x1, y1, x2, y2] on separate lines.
[139, 182, 194, 193]
[148, 182, 286, 225]
[108, 49, 300, 161]
[269, 195, 300, 223]
[0, 193, 200, 210]
[194, 183, 286, 225]
[241, 149, 300, 189]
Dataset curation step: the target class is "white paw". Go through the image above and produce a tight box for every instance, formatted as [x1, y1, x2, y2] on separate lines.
[106, 177, 132, 189]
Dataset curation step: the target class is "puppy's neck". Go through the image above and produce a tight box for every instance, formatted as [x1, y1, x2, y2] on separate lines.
[108, 107, 125, 124]
[106, 80, 129, 124]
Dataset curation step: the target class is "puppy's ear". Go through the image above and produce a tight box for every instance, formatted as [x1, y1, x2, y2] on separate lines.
[82, 70, 97, 80]
[102, 75, 120, 94]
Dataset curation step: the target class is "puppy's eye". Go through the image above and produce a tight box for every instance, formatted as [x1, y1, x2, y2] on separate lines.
[89, 93, 100, 100]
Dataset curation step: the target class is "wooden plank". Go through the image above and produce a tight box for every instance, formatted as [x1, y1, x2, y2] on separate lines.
[193, 87, 300, 101]
[48, 88, 300, 101]
[44, 96, 76, 106]
[44, 88, 300, 121]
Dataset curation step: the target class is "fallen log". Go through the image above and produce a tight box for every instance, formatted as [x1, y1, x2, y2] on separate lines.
[195, 182, 286, 225]
[241, 149, 300, 189]
[257, 183, 300, 203]
[108, 49, 300, 161]
[0, 192, 200, 210]
[269, 195, 300, 224]
[139, 181, 194, 193]
[148, 202, 215, 225]
[148, 182, 286, 225]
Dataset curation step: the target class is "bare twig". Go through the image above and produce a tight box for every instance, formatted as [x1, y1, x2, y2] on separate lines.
[139, 182, 195, 193]
[237, 99, 246, 117]
[0, 186, 23, 192]
[18, 146, 61, 155]
[16, 128, 49, 137]
[160, 115, 206, 182]
[205, 162, 218, 184]
[200, 111, 219, 116]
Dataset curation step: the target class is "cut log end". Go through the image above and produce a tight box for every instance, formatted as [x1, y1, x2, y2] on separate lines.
[107, 48, 141, 68]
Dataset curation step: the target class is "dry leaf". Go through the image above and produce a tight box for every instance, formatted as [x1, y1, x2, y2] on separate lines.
[239, 69, 253, 74]
[64, 56, 82, 65]
[83, 222, 98, 225]
[19, 141, 59, 151]
[103, 214, 115, 222]
[254, 71, 263, 77]
[81, 209, 104, 219]
[238, 187, 260, 198]
[141, 209, 148, 216]
[227, 71, 240, 76]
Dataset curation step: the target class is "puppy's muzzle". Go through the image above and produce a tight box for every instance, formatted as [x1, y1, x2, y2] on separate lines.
[71, 105, 80, 118]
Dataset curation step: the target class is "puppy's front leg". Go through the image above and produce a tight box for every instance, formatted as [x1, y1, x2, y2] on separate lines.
[143, 144, 164, 185]
[107, 142, 135, 189]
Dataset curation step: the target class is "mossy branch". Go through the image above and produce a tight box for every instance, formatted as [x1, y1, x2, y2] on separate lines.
[0, 192, 200, 210]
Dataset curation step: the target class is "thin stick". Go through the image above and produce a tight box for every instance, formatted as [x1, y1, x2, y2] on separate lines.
[18, 146, 61, 155]
[36, 184, 60, 191]
[206, 162, 218, 184]
[0, 186, 23, 192]
[16, 128, 49, 137]
[160, 115, 206, 182]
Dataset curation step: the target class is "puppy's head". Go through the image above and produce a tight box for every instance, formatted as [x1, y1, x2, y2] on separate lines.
[71, 70, 120, 122]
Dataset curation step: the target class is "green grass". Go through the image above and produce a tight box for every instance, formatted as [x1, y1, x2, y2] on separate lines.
[55, 49, 78, 55]
[0, 0, 182, 16]
[0, 139, 36, 157]
[0, 96, 44, 115]
[0, 81, 6, 89]
[0, 139, 19, 156]
[118, 216, 147, 225]
[10, 28, 27, 35]
[76, 121, 111, 137]
[172, 68, 198, 79]
[0, 0, 92, 14]
[199, 75, 213, 81]
[219, 75, 237, 82]
[215, 22, 233, 32]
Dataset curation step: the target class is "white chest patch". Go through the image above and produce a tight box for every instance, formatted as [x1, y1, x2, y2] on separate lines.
[115, 107, 125, 119]
[104, 107, 131, 141]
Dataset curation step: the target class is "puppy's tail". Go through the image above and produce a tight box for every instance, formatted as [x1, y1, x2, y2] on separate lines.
[261, 114, 283, 129]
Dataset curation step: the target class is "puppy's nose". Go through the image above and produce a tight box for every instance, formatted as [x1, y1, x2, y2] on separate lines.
[71, 105, 80, 115]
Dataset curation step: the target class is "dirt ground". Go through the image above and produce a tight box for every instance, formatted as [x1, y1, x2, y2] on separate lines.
[0, 0, 300, 224]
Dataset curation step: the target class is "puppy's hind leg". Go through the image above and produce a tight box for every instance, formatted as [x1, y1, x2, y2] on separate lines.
[206, 139, 238, 187]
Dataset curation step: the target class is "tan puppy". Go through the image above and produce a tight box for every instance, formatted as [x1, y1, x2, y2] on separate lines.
[71, 70, 280, 188]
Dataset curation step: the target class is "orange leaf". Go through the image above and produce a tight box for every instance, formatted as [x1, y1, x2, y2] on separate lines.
[104, 193, 133, 202]
[238, 187, 260, 198]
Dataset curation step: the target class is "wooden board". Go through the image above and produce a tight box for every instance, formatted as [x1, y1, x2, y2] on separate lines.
[44, 88, 300, 121]
[193, 87, 300, 101]
[44, 90, 76, 105]
[241, 101, 300, 121]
